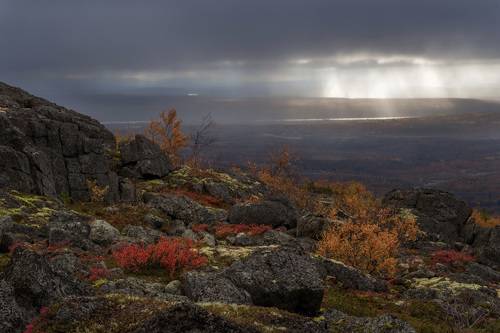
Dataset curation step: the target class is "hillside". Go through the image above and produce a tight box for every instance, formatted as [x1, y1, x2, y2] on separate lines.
[0, 82, 499, 333]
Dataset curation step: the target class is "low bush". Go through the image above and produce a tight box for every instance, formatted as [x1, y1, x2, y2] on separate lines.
[214, 224, 272, 238]
[431, 250, 475, 267]
[112, 238, 207, 277]
[191, 224, 210, 233]
[317, 197, 418, 278]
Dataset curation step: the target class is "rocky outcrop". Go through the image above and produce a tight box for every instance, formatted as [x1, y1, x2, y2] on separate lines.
[383, 188, 472, 242]
[144, 192, 227, 226]
[0, 82, 170, 203]
[183, 271, 252, 304]
[228, 198, 298, 228]
[119, 135, 171, 179]
[0, 81, 119, 202]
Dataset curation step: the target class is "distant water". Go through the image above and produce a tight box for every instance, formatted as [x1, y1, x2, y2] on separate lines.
[102, 116, 416, 126]
[277, 116, 416, 122]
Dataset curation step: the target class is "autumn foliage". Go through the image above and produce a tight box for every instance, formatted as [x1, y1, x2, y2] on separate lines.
[112, 238, 207, 277]
[145, 108, 189, 166]
[471, 209, 500, 228]
[252, 146, 311, 210]
[317, 184, 419, 278]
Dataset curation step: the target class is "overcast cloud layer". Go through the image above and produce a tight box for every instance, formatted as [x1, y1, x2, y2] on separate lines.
[1, 0, 500, 120]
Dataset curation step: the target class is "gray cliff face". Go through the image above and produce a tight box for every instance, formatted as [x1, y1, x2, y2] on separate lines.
[0, 82, 172, 202]
[0, 81, 119, 201]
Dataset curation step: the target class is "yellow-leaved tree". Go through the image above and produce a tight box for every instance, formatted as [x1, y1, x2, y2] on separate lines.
[145, 108, 189, 166]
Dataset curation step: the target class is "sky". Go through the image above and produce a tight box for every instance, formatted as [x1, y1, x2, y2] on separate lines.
[1, 0, 500, 121]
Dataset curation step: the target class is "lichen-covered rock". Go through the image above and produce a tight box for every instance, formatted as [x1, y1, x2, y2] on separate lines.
[46, 210, 93, 249]
[228, 199, 297, 228]
[119, 135, 171, 179]
[144, 192, 227, 226]
[383, 188, 472, 242]
[0, 279, 28, 333]
[324, 309, 416, 333]
[99, 277, 187, 301]
[471, 225, 500, 269]
[183, 271, 252, 304]
[89, 219, 121, 246]
[0, 81, 120, 202]
[315, 256, 388, 292]
[465, 262, 500, 283]
[3, 247, 90, 315]
[121, 225, 163, 244]
[223, 248, 324, 315]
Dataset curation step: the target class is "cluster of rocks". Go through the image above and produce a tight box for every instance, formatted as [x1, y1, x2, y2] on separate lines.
[384, 188, 500, 268]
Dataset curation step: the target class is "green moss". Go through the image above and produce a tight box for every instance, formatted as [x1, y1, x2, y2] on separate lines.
[322, 286, 455, 333]
[40, 294, 176, 333]
[0, 253, 11, 272]
[203, 302, 321, 333]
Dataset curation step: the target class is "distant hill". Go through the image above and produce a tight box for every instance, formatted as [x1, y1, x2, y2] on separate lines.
[64, 93, 500, 124]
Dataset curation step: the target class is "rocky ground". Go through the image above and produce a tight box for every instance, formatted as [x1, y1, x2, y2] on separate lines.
[0, 82, 499, 333]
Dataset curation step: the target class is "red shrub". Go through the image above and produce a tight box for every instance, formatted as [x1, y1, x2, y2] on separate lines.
[112, 243, 151, 272]
[431, 250, 475, 266]
[112, 238, 207, 277]
[214, 224, 272, 238]
[87, 267, 111, 282]
[192, 224, 209, 233]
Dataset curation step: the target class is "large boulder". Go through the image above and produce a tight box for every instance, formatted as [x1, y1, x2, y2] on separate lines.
[183, 271, 252, 304]
[0, 81, 120, 202]
[224, 248, 324, 315]
[144, 192, 227, 226]
[315, 256, 388, 292]
[470, 225, 500, 269]
[3, 247, 90, 308]
[119, 134, 171, 179]
[228, 198, 298, 228]
[383, 188, 472, 242]
[89, 219, 121, 246]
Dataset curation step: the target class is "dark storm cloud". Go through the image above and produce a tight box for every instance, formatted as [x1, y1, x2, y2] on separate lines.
[1, 0, 499, 74]
[0, 0, 499, 120]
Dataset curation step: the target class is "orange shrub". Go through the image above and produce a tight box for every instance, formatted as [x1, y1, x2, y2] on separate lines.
[112, 237, 207, 277]
[317, 191, 418, 278]
[471, 209, 500, 228]
[317, 221, 400, 277]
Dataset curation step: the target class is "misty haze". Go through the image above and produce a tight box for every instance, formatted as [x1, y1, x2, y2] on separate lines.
[1, 1, 500, 333]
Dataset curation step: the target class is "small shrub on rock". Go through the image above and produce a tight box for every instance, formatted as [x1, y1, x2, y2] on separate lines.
[112, 238, 207, 277]
[431, 250, 474, 267]
[192, 224, 210, 233]
[214, 224, 272, 238]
